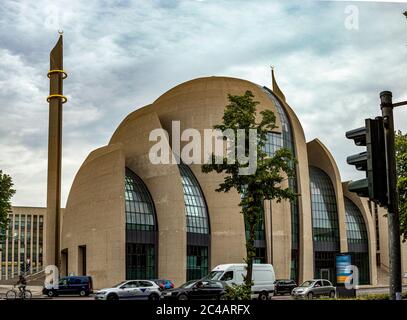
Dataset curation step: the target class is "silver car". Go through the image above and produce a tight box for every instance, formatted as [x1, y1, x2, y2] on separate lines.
[94, 280, 161, 300]
[291, 279, 336, 299]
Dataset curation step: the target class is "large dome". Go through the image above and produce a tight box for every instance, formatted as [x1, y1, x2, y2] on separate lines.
[63, 74, 316, 289]
[110, 76, 285, 144]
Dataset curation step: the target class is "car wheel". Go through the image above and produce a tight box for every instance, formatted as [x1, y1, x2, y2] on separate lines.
[47, 290, 55, 297]
[79, 290, 87, 297]
[178, 294, 188, 301]
[149, 293, 160, 301]
[307, 292, 313, 300]
[107, 293, 119, 300]
[329, 291, 335, 298]
[258, 291, 268, 301]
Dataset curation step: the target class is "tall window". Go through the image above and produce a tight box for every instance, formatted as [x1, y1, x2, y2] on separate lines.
[126, 243, 155, 279]
[345, 198, 370, 284]
[241, 185, 267, 263]
[179, 164, 209, 234]
[262, 87, 299, 281]
[33, 216, 37, 271]
[38, 216, 43, 268]
[125, 169, 158, 279]
[179, 163, 210, 280]
[187, 245, 209, 281]
[309, 166, 340, 283]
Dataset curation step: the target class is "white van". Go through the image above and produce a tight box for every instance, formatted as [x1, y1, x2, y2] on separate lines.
[205, 264, 275, 300]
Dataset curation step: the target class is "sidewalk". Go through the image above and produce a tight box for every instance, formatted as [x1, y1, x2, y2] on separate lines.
[0, 285, 45, 300]
[358, 284, 407, 290]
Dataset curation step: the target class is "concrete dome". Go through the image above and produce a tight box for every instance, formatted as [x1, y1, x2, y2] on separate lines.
[110, 76, 285, 145]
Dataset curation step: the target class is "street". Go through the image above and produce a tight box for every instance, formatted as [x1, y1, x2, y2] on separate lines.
[1, 285, 406, 301]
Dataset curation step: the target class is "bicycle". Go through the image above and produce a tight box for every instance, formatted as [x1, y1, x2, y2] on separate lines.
[5, 284, 32, 300]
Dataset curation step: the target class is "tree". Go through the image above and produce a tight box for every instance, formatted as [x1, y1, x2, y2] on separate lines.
[404, 11, 407, 19]
[202, 91, 297, 293]
[395, 131, 407, 242]
[0, 170, 16, 244]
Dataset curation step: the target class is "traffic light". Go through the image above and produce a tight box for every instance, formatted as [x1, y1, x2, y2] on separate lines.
[346, 117, 387, 206]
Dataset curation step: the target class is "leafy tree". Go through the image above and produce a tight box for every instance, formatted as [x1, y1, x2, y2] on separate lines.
[202, 91, 297, 293]
[395, 131, 407, 242]
[404, 11, 407, 19]
[0, 170, 16, 244]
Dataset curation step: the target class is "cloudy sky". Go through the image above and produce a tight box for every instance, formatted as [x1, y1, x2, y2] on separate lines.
[0, 0, 407, 207]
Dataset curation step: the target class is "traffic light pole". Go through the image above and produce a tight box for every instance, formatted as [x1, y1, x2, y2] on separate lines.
[380, 91, 402, 300]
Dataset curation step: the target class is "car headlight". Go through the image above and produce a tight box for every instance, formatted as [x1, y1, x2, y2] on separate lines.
[97, 291, 107, 295]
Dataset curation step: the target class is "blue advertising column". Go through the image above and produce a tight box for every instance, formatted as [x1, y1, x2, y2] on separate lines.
[336, 253, 356, 298]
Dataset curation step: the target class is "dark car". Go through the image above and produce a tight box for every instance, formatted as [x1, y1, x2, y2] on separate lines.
[161, 280, 228, 300]
[274, 279, 297, 295]
[42, 276, 93, 297]
[152, 279, 175, 290]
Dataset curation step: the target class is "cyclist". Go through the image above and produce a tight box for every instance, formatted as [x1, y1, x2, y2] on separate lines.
[16, 274, 27, 296]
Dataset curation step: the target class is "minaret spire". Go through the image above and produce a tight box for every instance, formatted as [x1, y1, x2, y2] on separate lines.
[46, 33, 67, 270]
[270, 66, 286, 102]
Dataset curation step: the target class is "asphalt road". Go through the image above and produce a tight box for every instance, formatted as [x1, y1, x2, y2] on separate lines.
[1, 286, 406, 301]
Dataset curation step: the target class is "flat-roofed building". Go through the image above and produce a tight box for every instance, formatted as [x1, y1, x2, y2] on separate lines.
[0, 207, 46, 280]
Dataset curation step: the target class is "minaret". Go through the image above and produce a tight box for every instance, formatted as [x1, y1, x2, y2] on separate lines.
[271, 66, 286, 102]
[45, 34, 67, 269]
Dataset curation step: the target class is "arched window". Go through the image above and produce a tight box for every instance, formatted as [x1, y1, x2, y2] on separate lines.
[179, 163, 210, 280]
[345, 197, 370, 284]
[309, 166, 340, 283]
[125, 168, 158, 279]
[262, 87, 299, 281]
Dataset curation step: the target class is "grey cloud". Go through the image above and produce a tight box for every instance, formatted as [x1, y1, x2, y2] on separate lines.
[0, 0, 406, 206]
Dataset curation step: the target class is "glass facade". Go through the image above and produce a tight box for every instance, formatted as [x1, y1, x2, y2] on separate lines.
[309, 167, 340, 244]
[179, 164, 209, 234]
[0, 212, 44, 280]
[309, 166, 340, 283]
[125, 173, 156, 231]
[126, 243, 155, 279]
[187, 245, 209, 281]
[345, 197, 370, 284]
[241, 184, 267, 263]
[244, 211, 266, 242]
[262, 87, 299, 282]
[179, 163, 210, 280]
[243, 210, 266, 263]
[125, 169, 158, 280]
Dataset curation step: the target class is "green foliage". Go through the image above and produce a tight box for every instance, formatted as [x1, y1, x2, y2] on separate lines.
[0, 170, 16, 243]
[396, 131, 407, 242]
[202, 91, 297, 289]
[404, 11, 407, 19]
[223, 283, 252, 300]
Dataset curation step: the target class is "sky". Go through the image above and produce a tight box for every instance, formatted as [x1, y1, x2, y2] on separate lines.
[0, 0, 407, 207]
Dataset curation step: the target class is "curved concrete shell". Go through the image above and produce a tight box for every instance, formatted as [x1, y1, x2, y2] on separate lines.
[60, 76, 393, 289]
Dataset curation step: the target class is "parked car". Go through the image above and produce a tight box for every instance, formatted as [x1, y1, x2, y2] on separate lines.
[274, 279, 297, 295]
[161, 280, 228, 300]
[291, 279, 336, 299]
[42, 276, 93, 297]
[94, 280, 161, 300]
[152, 279, 174, 290]
[204, 263, 275, 300]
